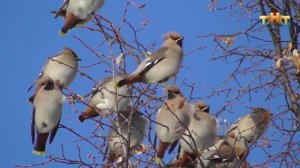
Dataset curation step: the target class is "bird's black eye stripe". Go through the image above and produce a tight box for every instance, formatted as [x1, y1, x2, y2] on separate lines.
[203, 106, 210, 113]
[170, 90, 181, 95]
[70, 50, 79, 58]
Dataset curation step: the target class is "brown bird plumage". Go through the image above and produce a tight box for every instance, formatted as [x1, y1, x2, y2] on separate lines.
[116, 32, 184, 87]
[227, 107, 271, 143]
[31, 79, 65, 155]
[78, 75, 131, 122]
[53, 0, 105, 35]
[200, 136, 249, 168]
[155, 85, 193, 163]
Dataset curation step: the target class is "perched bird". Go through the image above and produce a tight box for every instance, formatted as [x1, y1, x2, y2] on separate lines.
[31, 79, 65, 155]
[116, 32, 184, 87]
[105, 107, 147, 166]
[78, 75, 131, 122]
[155, 85, 193, 163]
[226, 107, 271, 143]
[53, 0, 105, 35]
[170, 101, 217, 167]
[28, 48, 80, 103]
[199, 136, 249, 168]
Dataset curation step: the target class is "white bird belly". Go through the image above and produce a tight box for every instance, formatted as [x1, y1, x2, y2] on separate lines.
[68, 0, 104, 19]
[35, 98, 62, 133]
[90, 80, 131, 115]
[44, 60, 76, 87]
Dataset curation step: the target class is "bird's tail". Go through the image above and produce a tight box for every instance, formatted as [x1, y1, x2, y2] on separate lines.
[60, 13, 78, 36]
[32, 132, 49, 156]
[179, 151, 196, 167]
[155, 141, 170, 163]
[78, 106, 99, 122]
[167, 151, 195, 167]
[115, 75, 141, 88]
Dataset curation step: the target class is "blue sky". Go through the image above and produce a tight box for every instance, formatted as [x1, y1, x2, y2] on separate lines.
[2, 0, 297, 167]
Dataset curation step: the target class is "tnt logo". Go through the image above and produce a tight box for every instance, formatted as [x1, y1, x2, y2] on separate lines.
[260, 12, 290, 25]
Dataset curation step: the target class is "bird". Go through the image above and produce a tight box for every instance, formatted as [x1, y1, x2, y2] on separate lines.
[226, 107, 272, 143]
[199, 136, 249, 168]
[78, 75, 132, 122]
[53, 0, 105, 36]
[169, 101, 217, 167]
[155, 85, 193, 163]
[116, 32, 184, 87]
[30, 79, 65, 155]
[28, 48, 80, 103]
[105, 107, 147, 167]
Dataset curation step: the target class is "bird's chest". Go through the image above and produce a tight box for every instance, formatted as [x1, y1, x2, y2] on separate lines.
[44, 61, 75, 84]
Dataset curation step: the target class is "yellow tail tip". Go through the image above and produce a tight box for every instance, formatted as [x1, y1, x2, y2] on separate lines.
[155, 157, 162, 163]
[59, 31, 66, 37]
[32, 150, 45, 156]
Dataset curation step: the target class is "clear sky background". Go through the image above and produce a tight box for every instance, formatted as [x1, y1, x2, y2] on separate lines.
[2, 0, 298, 167]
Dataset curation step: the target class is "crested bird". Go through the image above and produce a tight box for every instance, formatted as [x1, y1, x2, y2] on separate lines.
[226, 107, 271, 143]
[105, 107, 147, 167]
[28, 48, 79, 103]
[53, 0, 105, 36]
[199, 136, 249, 168]
[170, 101, 217, 167]
[78, 75, 131, 122]
[30, 79, 65, 155]
[116, 32, 184, 87]
[155, 85, 193, 163]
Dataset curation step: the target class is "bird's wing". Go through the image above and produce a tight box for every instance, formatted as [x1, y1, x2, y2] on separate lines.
[202, 147, 225, 161]
[103, 145, 109, 162]
[27, 54, 58, 92]
[176, 144, 181, 160]
[28, 93, 36, 104]
[52, 0, 69, 19]
[49, 110, 62, 144]
[226, 116, 244, 135]
[131, 47, 168, 77]
[168, 139, 179, 154]
[31, 107, 36, 144]
[89, 84, 101, 99]
[89, 77, 112, 99]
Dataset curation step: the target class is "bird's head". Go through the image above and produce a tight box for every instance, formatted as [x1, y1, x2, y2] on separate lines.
[64, 47, 81, 61]
[163, 31, 184, 47]
[193, 101, 210, 113]
[164, 85, 182, 99]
